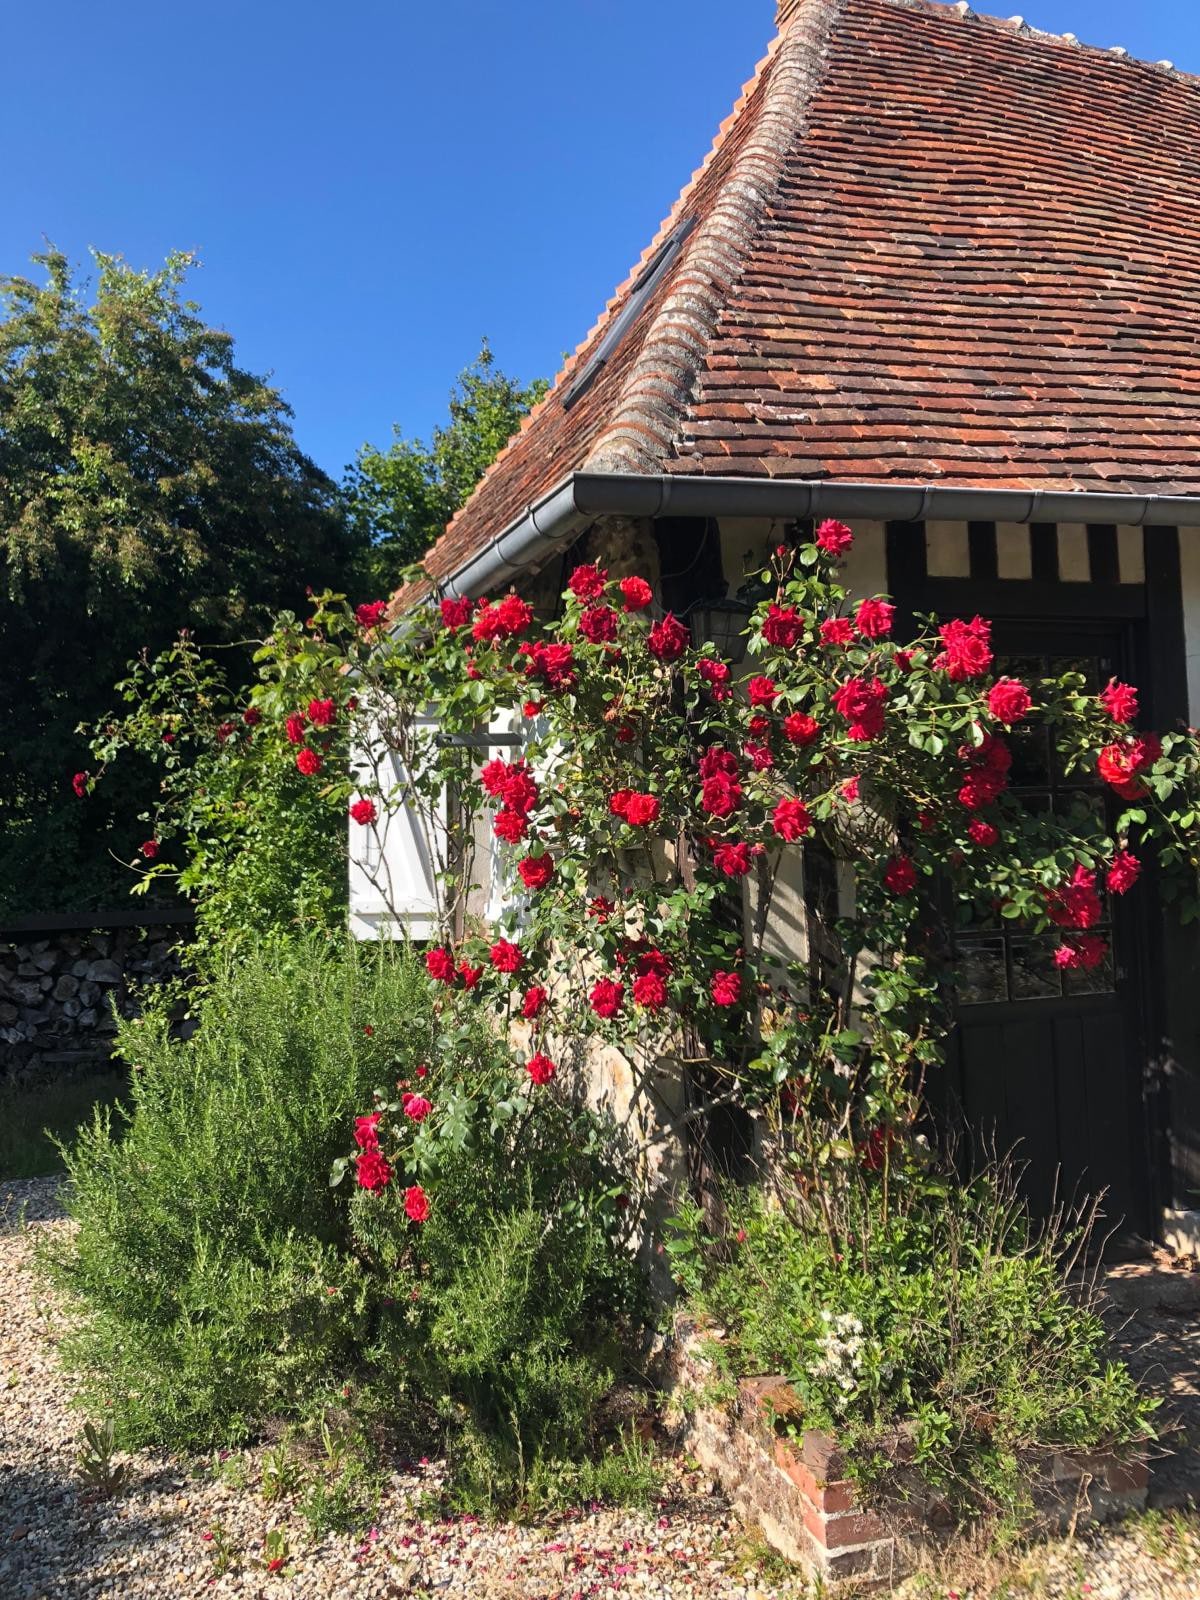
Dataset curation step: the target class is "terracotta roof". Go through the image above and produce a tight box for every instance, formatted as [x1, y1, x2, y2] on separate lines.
[415, 0, 1200, 594]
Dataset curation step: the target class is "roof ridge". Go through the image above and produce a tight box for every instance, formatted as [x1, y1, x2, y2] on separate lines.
[433, 23, 790, 559]
[886, 0, 1195, 85]
[582, 0, 848, 474]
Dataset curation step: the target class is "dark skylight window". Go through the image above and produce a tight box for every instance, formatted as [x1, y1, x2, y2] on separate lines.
[560, 215, 699, 412]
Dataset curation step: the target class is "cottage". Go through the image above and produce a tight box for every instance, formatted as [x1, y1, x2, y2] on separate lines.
[353, 0, 1200, 1256]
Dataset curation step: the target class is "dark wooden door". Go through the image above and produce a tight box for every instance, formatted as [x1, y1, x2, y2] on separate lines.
[944, 621, 1152, 1243]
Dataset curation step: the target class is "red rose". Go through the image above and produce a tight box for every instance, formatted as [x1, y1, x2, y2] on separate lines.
[518, 853, 555, 890]
[355, 1149, 392, 1192]
[1107, 850, 1141, 895]
[632, 971, 668, 1010]
[883, 854, 917, 895]
[772, 797, 812, 842]
[588, 896, 615, 922]
[619, 576, 653, 612]
[697, 657, 731, 698]
[623, 793, 660, 827]
[216, 721, 236, 742]
[457, 961, 483, 990]
[748, 715, 771, 739]
[854, 598, 894, 639]
[746, 742, 773, 771]
[710, 970, 742, 1007]
[935, 616, 993, 681]
[579, 605, 619, 644]
[140, 839, 159, 860]
[986, 678, 1032, 727]
[493, 808, 529, 843]
[1054, 935, 1108, 972]
[526, 1052, 557, 1085]
[480, 758, 511, 796]
[831, 677, 888, 741]
[815, 519, 853, 557]
[698, 746, 740, 779]
[402, 1093, 432, 1123]
[841, 777, 860, 803]
[350, 798, 377, 826]
[958, 770, 1007, 811]
[820, 617, 855, 647]
[522, 985, 548, 1019]
[647, 613, 689, 663]
[307, 698, 336, 727]
[967, 819, 998, 847]
[296, 748, 322, 775]
[712, 840, 752, 878]
[748, 676, 778, 708]
[242, 706, 262, 726]
[285, 713, 307, 745]
[589, 977, 625, 1019]
[761, 604, 804, 649]
[1046, 864, 1102, 930]
[474, 595, 533, 642]
[702, 773, 743, 818]
[635, 948, 672, 978]
[1100, 679, 1139, 724]
[1097, 740, 1148, 795]
[72, 771, 89, 798]
[522, 640, 576, 691]
[440, 596, 473, 630]
[490, 938, 523, 974]
[404, 1183, 430, 1222]
[354, 1113, 382, 1150]
[425, 947, 456, 983]
[782, 712, 821, 747]
[355, 601, 388, 629]
[609, 790, 633, 820]
[568, 563, 608, 602]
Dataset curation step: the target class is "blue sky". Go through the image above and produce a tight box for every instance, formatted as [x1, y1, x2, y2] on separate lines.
[2, 0, 1197, 481]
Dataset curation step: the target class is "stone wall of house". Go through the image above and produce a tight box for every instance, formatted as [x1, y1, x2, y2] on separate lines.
[0, 920, 190, 1079]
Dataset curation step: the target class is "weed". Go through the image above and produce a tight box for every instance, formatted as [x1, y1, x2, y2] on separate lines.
[75, 1417, 129, 1498]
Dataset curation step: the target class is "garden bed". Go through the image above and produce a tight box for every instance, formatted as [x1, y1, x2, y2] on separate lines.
[670, 1322, 1150, 1589]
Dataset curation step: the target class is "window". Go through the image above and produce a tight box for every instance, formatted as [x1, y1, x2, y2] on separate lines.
[560, 216, 698, 412]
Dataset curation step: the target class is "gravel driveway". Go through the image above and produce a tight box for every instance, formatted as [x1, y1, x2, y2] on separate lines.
[2, 1178, 1197, 1599]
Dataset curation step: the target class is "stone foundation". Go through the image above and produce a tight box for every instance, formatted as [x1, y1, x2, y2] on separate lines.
[671, 1325, 1149, 1588]
[0, 916, 190, 1077]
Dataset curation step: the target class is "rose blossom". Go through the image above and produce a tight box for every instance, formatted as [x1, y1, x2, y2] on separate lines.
[935, 616, 993, 681]
[242, 706, 262, 726]
[296, 748, 322, 776]
[457, 961, 483, 990]
[697, 657, 731, 698]
[425, 946, 456, 983]
[587, 896, 615, 921]
[619, 576, 653, 612]
[854, 598, 894, 639]
[518, 853, 555, 890]
[402, 1093, 432, 1123]
[526, 1053, 557, 1085]
[307, 698, 336, 727]
[1046, 864, 1103, 930]
[493, 807, 529, 843]
[831, 676, 888, 741]
[521, 640, 576, 691]
[355, 601, 388, 629]
[986, 678, 1032, 726]
[356, 1149, 392, 1192]
[632, 972, 668, 1010]
[72, 771, 89, 798]
[489, 938, 523, 974]
[350, 798, 377, 826]
[1107, 850, 1141, 895]
[285, 712, 307, 745]
[1100, 680, 1138, 724]
[589, 977, 625, 1019]
[710, 970, 742, 1007]
[782, 711, 821, 746]
[522, 985, 548, 1019]
[568, 563, 608, 602]
[772, 797, 812, 841]
[968, 819, 999, 847]
[1054, 936, 1108, 972]
[579, 605, 619, 644]
[404, 1183, 430, 1222]
[440, 597, 473, 630]
[761, 604, 804, 648]
[647, 613, 690, 663]
[712, 840, 753, 878]
[701, 773, 743, 817]
[820, 617, 855, 647]
[883, 854, 918, 895]
[841, 777, 861, 802]
[815, 519, 853, 557]
[354, 1113, 382, 1150]
[748, 676, 779, 708]
[140, 839, 160, 859]
[623, 793, 661, 827]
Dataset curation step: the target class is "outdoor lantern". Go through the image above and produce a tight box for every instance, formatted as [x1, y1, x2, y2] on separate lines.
[687, 595, 754, 664]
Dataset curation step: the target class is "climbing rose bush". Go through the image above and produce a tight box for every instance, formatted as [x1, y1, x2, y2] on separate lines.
[85, 524, 1200, 1236]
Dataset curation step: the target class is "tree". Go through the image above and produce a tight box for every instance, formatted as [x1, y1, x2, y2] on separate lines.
[0, 248, 366, 912]
[346, 340, 547, 589]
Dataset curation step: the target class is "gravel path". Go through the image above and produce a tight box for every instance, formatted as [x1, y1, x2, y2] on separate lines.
[3, 1177, 1198, 1600]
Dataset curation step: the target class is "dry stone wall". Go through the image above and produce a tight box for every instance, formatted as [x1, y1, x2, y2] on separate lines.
[0, 920, 189, 1078]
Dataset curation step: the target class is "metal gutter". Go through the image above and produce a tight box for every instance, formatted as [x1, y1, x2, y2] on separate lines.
[437, 471, 1200, 598]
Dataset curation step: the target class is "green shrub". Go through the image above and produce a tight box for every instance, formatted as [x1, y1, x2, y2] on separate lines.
[44, 937, 648, 1512]
[669, 1172, 1155, 1516]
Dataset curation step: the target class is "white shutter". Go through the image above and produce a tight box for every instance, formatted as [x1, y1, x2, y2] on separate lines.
[349, 709, 444, 942]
